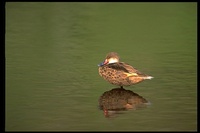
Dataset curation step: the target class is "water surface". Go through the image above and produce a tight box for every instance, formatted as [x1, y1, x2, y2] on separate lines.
[6, 2, 197, 131]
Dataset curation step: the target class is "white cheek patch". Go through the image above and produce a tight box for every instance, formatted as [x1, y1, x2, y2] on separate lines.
[108, 58, 119, 64]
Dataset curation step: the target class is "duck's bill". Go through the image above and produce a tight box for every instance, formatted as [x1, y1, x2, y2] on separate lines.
[98, 62, 104, 67]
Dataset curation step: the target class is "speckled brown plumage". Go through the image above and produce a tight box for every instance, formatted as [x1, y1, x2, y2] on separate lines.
[98, 52, 153, 87]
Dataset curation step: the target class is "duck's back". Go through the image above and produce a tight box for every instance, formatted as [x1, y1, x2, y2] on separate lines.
[98, 62, 148, 86]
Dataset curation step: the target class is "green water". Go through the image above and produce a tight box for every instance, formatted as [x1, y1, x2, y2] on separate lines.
[5, 2, 197, 131]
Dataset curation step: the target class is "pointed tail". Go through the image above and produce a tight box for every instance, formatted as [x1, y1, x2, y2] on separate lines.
[143, 76, 154, 80]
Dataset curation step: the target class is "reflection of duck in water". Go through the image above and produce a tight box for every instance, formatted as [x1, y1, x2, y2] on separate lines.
[98, 52, 153, 88]
[99, 88, 150, 117]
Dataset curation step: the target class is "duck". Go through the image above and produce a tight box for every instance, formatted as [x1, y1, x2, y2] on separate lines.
[98, 52, 153, 88]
